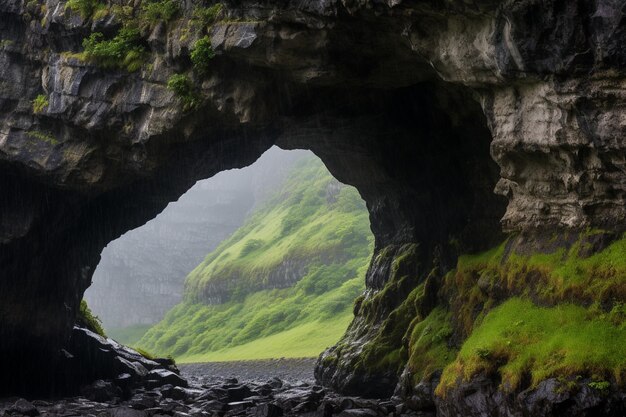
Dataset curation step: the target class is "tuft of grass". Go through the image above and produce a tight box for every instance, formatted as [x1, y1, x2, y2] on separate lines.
[32, 94, 49, 114]
[437, 298, 626, 394]
[76, 300, 106, 337]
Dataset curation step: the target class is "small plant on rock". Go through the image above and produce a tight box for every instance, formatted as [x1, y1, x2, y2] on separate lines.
[141, 0, 180, 23]
[190, 36, 215, 73]
[65, 0, 104, 19]
[82, 27, 146, 72]
[192, 3, 223, 26]
[32, 94, 49, 114]
[167, 73, 199, 110]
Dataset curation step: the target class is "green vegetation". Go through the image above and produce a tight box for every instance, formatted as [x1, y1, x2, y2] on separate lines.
[138, 156, 374, 360]
[190, 36, 215, 73]
[65, 0, 104, 19]
[438, 298, 626, 393]
[27, 130, 58, 144]
[433, 231, 626, 395]
[76, 300, 106, 337]
[167, 73, 198, 110]
[192, 3, 223, 26]
[81, 27, 145, 72]
[32, 94, 49, 114]
[141, 0, 180, 24]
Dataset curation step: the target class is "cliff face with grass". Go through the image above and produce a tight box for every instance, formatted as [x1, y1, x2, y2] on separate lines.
[138, 155, 374, 361]
[83, 147, 307, 333]
[1, 0, 626, 414]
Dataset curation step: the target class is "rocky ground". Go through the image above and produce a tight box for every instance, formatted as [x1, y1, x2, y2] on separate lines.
[0, 359, 425, 417]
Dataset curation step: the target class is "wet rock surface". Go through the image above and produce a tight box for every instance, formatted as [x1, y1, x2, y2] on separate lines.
[0, 360, 430, 417]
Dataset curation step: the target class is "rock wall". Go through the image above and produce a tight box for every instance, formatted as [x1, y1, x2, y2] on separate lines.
[84, 147, 309, 329]
[0, 0, 625, 411]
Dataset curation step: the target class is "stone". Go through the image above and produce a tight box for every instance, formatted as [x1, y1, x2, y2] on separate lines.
[146, 370, 188, 389]
[254, 403, 283, 417]
[225, 386, 252, 402]
[109, 408, 147, 417]
[80, 380, 122, 403]
[226, 401, 254, 412]
[8, 399, 39, 416]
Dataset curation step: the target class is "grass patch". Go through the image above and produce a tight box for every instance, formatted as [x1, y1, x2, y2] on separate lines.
[178, 316, 354, 362]
[438, 298, 626, 394]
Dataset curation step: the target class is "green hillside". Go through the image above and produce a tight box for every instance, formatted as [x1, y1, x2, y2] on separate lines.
[138, 156, 374, 361]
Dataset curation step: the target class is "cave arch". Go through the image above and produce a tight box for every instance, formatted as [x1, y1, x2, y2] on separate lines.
[0, 78, 505, 395]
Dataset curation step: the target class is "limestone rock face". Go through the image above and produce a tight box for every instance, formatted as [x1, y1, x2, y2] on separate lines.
[0, 0, 625, 409]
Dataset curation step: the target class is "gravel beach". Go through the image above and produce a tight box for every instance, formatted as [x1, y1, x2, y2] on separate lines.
[179, 358, 317, 386]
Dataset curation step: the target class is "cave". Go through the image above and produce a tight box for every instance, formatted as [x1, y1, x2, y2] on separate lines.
[1, 0, 626, 415]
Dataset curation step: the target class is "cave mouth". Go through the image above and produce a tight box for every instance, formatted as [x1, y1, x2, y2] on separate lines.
[0, 80, 506, 396]
[84, 146, 376, 364]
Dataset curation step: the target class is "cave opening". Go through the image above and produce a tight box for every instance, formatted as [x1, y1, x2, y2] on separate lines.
[84, 146, 376, 364]
[0, 81, 506, 397]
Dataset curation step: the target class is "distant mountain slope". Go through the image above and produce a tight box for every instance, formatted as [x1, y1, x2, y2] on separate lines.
[138, 156, 373, 360]
[84, 148, 310, 335]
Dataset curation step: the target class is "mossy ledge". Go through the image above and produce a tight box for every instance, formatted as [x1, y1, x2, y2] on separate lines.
[318, 230, 626, 409]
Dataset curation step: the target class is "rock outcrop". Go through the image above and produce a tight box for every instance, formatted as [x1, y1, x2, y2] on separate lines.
[0, 0, 625, 415]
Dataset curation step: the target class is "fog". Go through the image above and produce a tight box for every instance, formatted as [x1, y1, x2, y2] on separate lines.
[84, 147, 313, 330]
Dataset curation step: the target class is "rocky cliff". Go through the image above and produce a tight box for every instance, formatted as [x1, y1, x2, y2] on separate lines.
[0, 0, 625, 415]
[84, 146, 308, 330]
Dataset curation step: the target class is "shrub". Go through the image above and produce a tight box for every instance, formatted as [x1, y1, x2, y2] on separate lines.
[167, 73, 198, 110]
[190, 36, 215, 73]
[82, 27, 146, 72]
[141, 0, 180, 23]
[32, 94, 49, 114]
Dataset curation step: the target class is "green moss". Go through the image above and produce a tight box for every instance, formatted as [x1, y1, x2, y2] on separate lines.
[408, 307, 457, 385]
[438, 298, 626, 394]
[65, 0, 105, 19]
[32, 94, 49, 114]
[27, 130, 58, 144]
[76, 300, 106, 337]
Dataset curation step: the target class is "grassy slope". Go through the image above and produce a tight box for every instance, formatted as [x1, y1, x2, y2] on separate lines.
[138, 156, 373, 360]
[436, 232, 626, 393]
